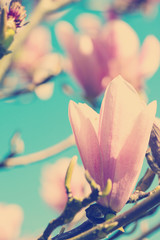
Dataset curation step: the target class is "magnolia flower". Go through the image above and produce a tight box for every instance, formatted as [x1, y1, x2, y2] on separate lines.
[56, 15, 160, 99]
[69, 76, 156, 212]
[13, 26, 53, 71]
[7, 26, 61, 100]
[41, 158, 89, 212]
[0, 203, 23, 240]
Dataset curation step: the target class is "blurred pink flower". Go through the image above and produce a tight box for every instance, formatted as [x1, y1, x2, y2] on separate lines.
[69, 75, 156, 212]
[9, 26, 61, 100]
[56, 14, 160, 98]
[13, 26, 52, 71]
[0, 203, 23, 240]
[109, 0, 160, 15]
[41, 158, 89, 212]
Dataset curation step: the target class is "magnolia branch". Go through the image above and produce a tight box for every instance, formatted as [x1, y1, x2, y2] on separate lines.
[38, 157, 113, 240]
[48, 187, 160, 240]
[37, 155, 160, 240]
[0, 134, 75, 168]
[0, 0, 80, 81]
[63, 186, 160, 240]
[0, 75, 55, 100]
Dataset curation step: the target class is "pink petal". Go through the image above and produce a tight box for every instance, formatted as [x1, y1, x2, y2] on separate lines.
[76, 13, 102, 36]
[109, 101, 157, 212]
[14, 26, 52, 70]
[139, 35, 160, 78]
[56, 22, 105, 97]
[101, 20, 140, 89]
[41, 158, 88, 212]
[68, 101, 103, 184]
[99, 76, 145, 191]
[102, 20, 139, 59]
[0, 204, 23, 239]
[55, 21, 76, 53]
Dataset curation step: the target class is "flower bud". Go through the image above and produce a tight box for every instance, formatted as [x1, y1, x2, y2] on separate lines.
[148, 118, 160, 174]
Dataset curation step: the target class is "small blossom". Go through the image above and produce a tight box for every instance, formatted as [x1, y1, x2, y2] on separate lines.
[0, 0, 26, 55]
[69, 75, 156, 212]
[41, 158, 89, 212]
[0, 203, 23, 240]
[7, 0, 26, 29]
[56, 14, 160, 99]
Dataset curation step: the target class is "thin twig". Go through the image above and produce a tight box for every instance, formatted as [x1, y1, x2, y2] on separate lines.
[0, 75, 54, 100]
[127, 190, 150, 203]
[1, 134, 75, 167]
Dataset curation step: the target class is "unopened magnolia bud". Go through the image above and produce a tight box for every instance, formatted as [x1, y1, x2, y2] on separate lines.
[149, 118, 160, 169]
[11, 132, 24, 154]
[3, 27, 15, 48]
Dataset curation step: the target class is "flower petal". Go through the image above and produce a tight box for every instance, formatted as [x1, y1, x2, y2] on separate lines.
[0, 204, 23, 239]
[102, 20, 139, 59]
[41, 158, 88, 212]
[109, 101, 157, 212]
[56, 22, 106, 98]
[99, 76, 145, 191]
[68, 100, 103, 184]
[139, 35, 160, 78]
[55, 21, 76, 53]
[76, 13, 102, 36]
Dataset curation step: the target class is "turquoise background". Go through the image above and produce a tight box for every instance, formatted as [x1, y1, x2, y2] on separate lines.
[0, 0, 160, 239]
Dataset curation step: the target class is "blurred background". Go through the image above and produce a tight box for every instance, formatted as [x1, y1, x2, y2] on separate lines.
[0, 0, 160, 239]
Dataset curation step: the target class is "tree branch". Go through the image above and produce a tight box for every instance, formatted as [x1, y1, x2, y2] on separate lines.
[63, 186, 160, 240]
[0, 134, 75, 168]
[0, 74, 54, 100]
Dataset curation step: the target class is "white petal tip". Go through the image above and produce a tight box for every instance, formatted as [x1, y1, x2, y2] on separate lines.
[109, 75, 138, 95]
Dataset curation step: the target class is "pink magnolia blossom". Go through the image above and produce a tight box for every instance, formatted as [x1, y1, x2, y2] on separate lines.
[69, 76, 156, 212]
[0, 203, 23, 240]
[56, 15, 160, 98]
[41, 158, 89, 212]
